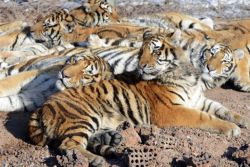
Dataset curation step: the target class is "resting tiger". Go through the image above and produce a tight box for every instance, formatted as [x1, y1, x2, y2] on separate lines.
[28, 35, 249, 167]
[70, 0, 120, 27]
[0, 44, 140, 112]
[87, 29, 249, 92]
[122, 12, 214, 33]
[215, 18, 250, 34]
[0, 20, 27, 36]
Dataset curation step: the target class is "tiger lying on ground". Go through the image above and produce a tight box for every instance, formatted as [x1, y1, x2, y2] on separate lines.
[0, 54, 114, 112]
[0, 20, 27, 36]
[0, 43, 74, 70]
[0, 45, 140, 112]
[28, 37, 249, 167]
[214, 18, 250, 34]
[122, 12, 213, 33]
[69, 0, 120, 27]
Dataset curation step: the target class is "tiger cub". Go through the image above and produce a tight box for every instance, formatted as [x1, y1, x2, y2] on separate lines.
[28, 32, 249, 166]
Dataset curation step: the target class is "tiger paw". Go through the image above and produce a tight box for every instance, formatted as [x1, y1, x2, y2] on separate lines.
[89, 155, 106, 167]
[89, 130, 123, 146]
[221, 123, 241, 137]
[239, 116, 250, 129]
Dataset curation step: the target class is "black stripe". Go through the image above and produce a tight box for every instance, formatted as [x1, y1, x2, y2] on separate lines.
[64, 100, 100, 129]
[122, 89, 139, 125]
[201, 100, 206, 111]
[168, 90, 185, 102]
[63, 132, 89, 140]
[11, 34, 19, 50]
[205, 101, 212, 113]
[112, 85, 125, 116]
[64, 125, 93, 134]
[56, 101, 78, 119]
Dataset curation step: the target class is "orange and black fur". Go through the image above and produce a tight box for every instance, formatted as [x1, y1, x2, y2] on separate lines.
[28, 33, 249, 166]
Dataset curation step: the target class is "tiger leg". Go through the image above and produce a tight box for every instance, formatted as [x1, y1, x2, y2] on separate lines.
[59, 136, 106, 167]
[151, 105, 241, 137]
[232, 57, 250, 92]
[88, 130, 123, 157]
[199, 98, 250, 128]
[0, 70, 39, 97]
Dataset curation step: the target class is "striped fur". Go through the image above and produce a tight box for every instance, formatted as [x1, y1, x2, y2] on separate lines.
[29, 0, 120, 48]
[142, 30, 245, 89]
[215, 18, 250, 34]
[28, 41, 249, 166]
[70, 0, 120, 27]
[122, 12, 214, 33]
[0, 45, 139, 112]
[0, 20, 27, 36]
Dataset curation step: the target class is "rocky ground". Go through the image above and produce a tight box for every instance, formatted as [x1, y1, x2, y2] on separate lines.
[0, 0, 250, 166]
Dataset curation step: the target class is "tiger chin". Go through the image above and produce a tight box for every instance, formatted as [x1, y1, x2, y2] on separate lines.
[28, 35, 249, 167]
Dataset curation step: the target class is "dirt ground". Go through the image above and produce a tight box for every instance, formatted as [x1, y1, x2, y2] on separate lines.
[0, 0, 250, 167]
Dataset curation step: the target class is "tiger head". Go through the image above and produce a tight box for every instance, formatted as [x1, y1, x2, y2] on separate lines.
[138, 30, 186, 80]
[30, 9, 76, 47]
[200, 43, 244, 80]
[72, 0, 120, 26]
[56, 54, 114, 90]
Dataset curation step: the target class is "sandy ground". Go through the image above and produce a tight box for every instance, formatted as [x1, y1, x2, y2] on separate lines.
[0, 0, 250, 166]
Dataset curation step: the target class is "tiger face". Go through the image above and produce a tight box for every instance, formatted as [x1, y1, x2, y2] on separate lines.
[56, 55, 114, 90]
[30, 9, 76, 47]
[138, 31, 184, 80]
[200, 44, 244, 79]
[99, 1, 119, 23]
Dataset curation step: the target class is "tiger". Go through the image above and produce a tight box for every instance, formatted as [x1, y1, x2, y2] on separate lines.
[121, 12, 214, 33]
[0, 20, 27, 36]
[28, 32, 249, 166]
[0, 45, 140, 80]
[0, 27, 38, 51]
[211, 33, 250, 92]
[214, 18, 250, 34]
[140, 30, 248, 92]
[0, 44, 140, 112]
[0, 43, 74, 70]
[29, 0, 120, 48]
[69, 0, 120, 27]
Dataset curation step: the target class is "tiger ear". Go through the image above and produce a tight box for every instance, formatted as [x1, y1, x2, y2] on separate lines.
[143, 30, 153, 40]
[82, 3, 93, 13]
[170, 29, 182, 46]
[233, 49, 244, 60]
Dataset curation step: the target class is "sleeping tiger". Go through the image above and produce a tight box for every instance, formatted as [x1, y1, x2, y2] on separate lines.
[140, 30, 249, 92]
[0, 20, 27, 36]
[122, 12, 213, 33]
[70, 0, 120, 27]
[0, 45, 139, 112]
[28, 36, 249, 167]
[214, 18, 250, 34]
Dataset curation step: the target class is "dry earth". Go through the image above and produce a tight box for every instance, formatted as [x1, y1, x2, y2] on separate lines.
[0, 0, 250, 166]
